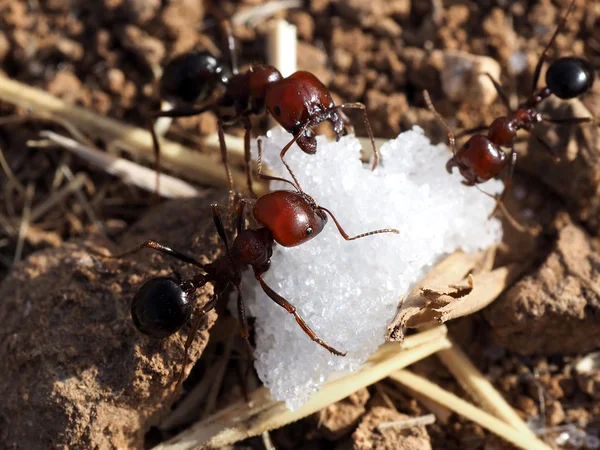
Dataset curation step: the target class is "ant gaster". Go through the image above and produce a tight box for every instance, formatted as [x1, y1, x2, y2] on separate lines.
[425, 0, 594, 213]
[109, 152, 399, 384]
[150, 19, 380, 201]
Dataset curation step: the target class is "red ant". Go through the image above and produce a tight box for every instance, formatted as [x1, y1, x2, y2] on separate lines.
[424, 0, 594, 216]
[150, 19, 379, 201]
[106, 153, 398, 384]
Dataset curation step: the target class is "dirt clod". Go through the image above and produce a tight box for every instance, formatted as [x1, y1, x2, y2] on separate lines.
[439, 50, 502, 106]
[484, 216, 600, 355]
[352, 407, 432, 450]
[313, 388, 370, 440]
[0, 195, 222, 449]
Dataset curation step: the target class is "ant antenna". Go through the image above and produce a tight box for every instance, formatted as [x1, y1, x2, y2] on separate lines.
[317, 206, 400, 240]
[256, 138, 302, 192]
[336, 102, 380, 170]
[279, 121, 313, 189]
[103, 240, 206, 269]
[531, 0, 578, 94]
[423, 90, 457, 156]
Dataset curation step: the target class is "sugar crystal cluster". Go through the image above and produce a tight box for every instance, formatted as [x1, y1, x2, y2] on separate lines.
[242, 127, 503, 410]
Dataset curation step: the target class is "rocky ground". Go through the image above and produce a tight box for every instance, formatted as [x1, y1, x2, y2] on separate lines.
[1, 0, 600, 448]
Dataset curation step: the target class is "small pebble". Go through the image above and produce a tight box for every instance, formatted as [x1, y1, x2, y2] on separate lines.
[439, 49, 502, 105]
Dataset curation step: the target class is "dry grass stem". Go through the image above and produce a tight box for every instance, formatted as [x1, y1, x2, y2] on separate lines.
[266, 19, 297, 129]
[13, 183, 35, 264]
[437, 341, 539, 439]
[161, 363, 221, 431]
[28, 173, 87, 223]
[232, 0, 302, 26]
[0, 144, 24, 193]
[376, 413, 436, 431]
[261, 431, 277, 450]
[152, 326, 450, 449]
[267, 19, 297, 78]
[37, 131, 202, 198]
[60, 165, 102, 231]
[0, 75, 261, 193]
[201, 337, 235, 419]
[389, 370, 552, 450]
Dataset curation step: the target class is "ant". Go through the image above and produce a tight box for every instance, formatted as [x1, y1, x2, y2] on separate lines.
[150, 18, 380, 202]
[424, 0, 594, 216]
[106, 149, 399, 384]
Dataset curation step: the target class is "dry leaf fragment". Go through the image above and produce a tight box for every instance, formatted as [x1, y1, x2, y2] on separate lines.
[387, 256, 527, 342]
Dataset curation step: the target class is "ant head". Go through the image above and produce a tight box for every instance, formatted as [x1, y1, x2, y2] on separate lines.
[546, 57, 595, 100]
[230, 228, 274, 271]
[247, 65, 283, 113]
[266, 71, 335, 136]
[253, 190, 328, 247]
[160, 50, 231, 104]
[455, 135, 506, 184]
[131, 277, 191, 338]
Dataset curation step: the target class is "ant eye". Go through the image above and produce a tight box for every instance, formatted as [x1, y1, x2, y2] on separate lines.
[306, 227, 313, 236]
[464, 142, 470, 149]
[274, 105, 281, 116]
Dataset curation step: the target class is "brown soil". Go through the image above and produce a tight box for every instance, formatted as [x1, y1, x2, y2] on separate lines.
[1, 0, 600, 449]
[0, 194, 223, 449]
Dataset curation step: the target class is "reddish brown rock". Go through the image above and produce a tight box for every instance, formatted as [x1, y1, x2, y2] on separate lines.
[484, 217, 600, 355]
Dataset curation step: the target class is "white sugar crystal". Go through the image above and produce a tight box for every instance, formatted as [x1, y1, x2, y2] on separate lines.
[242, 126, 503, 410]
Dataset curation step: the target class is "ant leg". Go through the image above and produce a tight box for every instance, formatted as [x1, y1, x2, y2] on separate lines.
[151, 105, 212, 119]
[489, 148, 517, 219]
[103, 240, 204, 269]
[235, 285, 254, 370]
[472, 154, 533, 233]
[210, 203, 231, 252]
[533, 133, 560, 162]
[338, 108, 354, 134]
[423, 90, 458, 156]
[482, 73, 511, 111]
[256, 138, 300, 190]
[543, 116, 594, 126]
[242, 117, 257, 198]
[148, 105, 214, 196]
[235, 198, 256, 234]
[280, 121, 312, 191]
[234, 283, 254, 399]
[455, 125, 490, 140]
[337, 102, 379, 170]
[317, 206, 400, 240]
[217, 119, 236, 208]
[531, 0, 577, 94]
[175, 292, 220, 388]
[254, 272, 347, 356]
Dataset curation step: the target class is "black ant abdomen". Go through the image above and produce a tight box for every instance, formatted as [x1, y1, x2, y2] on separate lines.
[131, 277, 192, 339]
[545, 57, 595, 100]
[159, 50, 231, 104]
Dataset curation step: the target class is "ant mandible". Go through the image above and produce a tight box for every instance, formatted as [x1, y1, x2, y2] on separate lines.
[108, 149, 399, 384]
[150, 18, 380, 201]
[425, 0, 594, 214]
